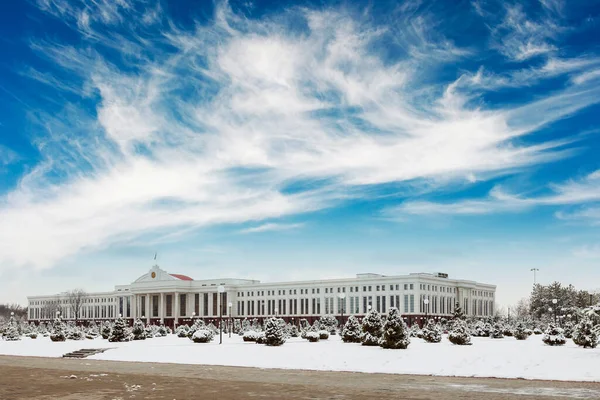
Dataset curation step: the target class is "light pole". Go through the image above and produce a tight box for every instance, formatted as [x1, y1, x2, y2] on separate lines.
[530, 268, 539, 286]
[424, 298, 430, 321]
[218, 285, 225, 344]
[228, 302, 232, 338]
[552, 298, 558, 325]
[338, 293, 346, 327]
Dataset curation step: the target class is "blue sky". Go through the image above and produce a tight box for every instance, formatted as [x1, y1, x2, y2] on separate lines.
[1, 0, 600, 308]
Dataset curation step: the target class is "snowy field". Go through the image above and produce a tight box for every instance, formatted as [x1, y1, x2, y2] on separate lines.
[2, 334, 600, 382]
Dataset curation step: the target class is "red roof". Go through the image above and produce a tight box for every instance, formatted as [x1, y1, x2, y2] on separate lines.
[170, 274, 193, 281]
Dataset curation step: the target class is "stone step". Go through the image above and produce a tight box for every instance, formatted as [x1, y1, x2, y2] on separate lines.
[62, 348, 111, 359]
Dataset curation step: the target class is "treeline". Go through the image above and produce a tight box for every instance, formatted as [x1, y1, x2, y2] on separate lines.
[528, 282, 598, 319]
[0, 304, 27, 319]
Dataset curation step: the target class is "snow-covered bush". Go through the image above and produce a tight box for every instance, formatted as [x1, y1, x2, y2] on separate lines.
[29, 332, 38, 339]
[489, 323, 504, 339]
[361, 309, 383, 346]
[318, 330, 330, 340]
[175, 324, 189, 338]
[50, 318, 66, 342]
[408, 324, 421, 338]
[563, 322, 574, 339]
[533, 327, 543, 335]
[319, 315, 338, 334]
[380, 308, 410, 349]
[542, 324, 566, 346]
[109, 317, 129, 343]
[305, 331, 320, 342]
[264, 317, 286, 346]
[191, 329, 214, 343]
[156, 324, 168, 337]
[289, 324, 300, 338]
[255, 332, 266, 344]
[66, 327, 85, 340]
[422, 319, 442, 343]
[513, 322, 529, 340]
[573, 316, 598, 349]
[341, 315, 362, 343]
[503, 327, 514, 337]
[448, 319, 472, 345]
[243, 330, 259, 342]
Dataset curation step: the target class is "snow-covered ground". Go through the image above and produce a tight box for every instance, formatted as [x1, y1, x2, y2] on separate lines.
[2, 334, 600, 382]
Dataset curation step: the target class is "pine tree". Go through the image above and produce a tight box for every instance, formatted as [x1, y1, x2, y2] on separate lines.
[341, 315, 362, 343]
[490, 323, 504, 339]
[453, 301, 465, 320]
[361, 309, 383, 346]
[3, 315, 21, 341]
[264, 317, 286, 346]
[514, 321, 529, 340]
[422, 319, 442, 343]
[289, 324, 300, 337]
[50, 317, 66, 342]
[448, 319, 472, 345]
[380, 308, 410, 349]
[542, 323, 566, 346]
[132, 319, 146, 340]
[573, 316, 598, 348]
[109, 316, 128, 342]
[101, 321, 112, 339]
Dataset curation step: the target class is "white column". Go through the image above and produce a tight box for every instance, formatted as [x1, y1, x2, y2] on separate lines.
[145, 294, 150, 324]
[174, 292, 179, 325]
[160, 292, 165, 323]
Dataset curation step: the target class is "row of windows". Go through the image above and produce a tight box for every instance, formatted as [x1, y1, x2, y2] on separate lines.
[419, 284, 457, 293]
[472, 290, 494, 298]
[236, 283, 420, 298]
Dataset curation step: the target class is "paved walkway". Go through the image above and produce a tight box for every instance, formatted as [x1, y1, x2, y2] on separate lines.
[1, 355, 599, 399]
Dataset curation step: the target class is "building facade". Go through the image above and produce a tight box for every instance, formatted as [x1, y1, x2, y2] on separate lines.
[27, 265, 496, 327]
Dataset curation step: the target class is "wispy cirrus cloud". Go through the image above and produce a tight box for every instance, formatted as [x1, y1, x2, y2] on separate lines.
[388, 170, 600, 220]
[0, 0, 599, 272]
[239, 223, 305, 234]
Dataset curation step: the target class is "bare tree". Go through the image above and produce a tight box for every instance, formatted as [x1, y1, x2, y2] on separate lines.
[67, 289, 88, 323]
[41, 296, 61, 320]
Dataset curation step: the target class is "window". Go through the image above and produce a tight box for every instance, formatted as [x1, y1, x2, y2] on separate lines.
[180, 294, 186, 317]
[368, 286, 372, 292]
[195, 294, 199, 316]
[410, 295, 414, 313]
[404, 284, 408, 290]
[152, 295, 159, 317]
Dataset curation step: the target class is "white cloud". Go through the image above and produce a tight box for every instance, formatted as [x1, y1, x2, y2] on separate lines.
[486, 3, 561, 62]
[389, 170, 600, 218]
[0, 145, 19, 166]
[1, 1, 599, 272]
[239, 223, 305, 234]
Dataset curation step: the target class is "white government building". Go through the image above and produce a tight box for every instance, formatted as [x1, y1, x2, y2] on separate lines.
[27, 264, 496, 327]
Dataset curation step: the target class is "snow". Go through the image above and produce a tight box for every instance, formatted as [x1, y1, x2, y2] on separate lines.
[2, 334, 600, 382]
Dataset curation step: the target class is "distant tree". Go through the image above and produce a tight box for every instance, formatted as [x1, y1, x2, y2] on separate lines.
[41, 297, 60, 320]
[66, 289, 88, 324]
[453, 302, 465, 320]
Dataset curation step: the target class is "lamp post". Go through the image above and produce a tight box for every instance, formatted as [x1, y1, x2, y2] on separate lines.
[228, 302, 232, 338]
[218, 285, 225, 344]
[338, 293, 346, 327]
[424, 298, 430, 321]
[552, 299, 558, 325]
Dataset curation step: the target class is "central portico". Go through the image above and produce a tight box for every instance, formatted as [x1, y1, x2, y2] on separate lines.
[125, 265, 257, 327]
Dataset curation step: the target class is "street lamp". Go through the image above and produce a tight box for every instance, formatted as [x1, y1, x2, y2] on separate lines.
[338, 293, 346, 327]
[228, 302, 232, 338]
[218, 285, 225, 344]
[424, 298, 430, 321]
